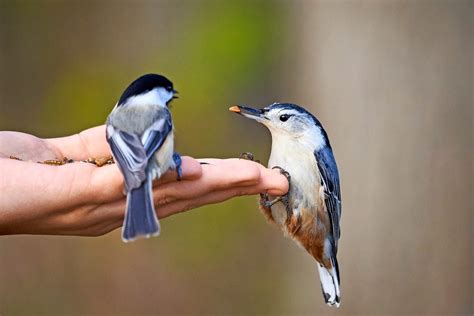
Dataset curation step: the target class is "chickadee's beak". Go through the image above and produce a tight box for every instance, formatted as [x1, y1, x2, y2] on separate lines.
[229, 105, 267, 122]
[172, 90, 179, 99]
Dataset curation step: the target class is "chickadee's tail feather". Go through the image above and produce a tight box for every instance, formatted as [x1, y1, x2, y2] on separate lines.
[122, 178, 160, 242]
[317, 257, 341, 308]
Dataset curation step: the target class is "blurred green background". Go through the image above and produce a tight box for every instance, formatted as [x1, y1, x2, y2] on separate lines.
[0, 1, 472, 315]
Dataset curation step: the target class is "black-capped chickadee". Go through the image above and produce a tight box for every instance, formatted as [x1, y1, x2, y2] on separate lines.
[230, 103, 342, 307]
[106, 74, 181, 242]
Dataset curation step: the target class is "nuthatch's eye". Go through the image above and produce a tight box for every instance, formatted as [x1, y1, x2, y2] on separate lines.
[279, 114, 292, 122]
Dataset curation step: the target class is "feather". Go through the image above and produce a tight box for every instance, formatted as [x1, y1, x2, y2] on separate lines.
[314, 147, 341, 251]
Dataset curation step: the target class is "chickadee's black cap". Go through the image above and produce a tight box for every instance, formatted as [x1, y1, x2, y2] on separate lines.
[118, 73, 174, 105]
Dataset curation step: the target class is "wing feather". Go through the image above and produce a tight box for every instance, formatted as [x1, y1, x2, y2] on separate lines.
[107, 108, 173, 192]
[314, 147, 341, 252]
[142, 111, 172, 160]
[107, 126, 147, 191]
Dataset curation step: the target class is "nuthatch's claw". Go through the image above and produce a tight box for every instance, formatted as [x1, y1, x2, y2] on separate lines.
[239, 152, 254, 161]
[261, 195, 286, 208]
[239, 152, 261, 164]
[173, 152, 183, 180]
[260, 193, 270, 207]
[271, 166, 292, 214]
[272, 166, 291, 184]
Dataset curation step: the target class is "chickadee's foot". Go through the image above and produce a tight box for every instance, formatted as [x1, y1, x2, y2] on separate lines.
[239, 152, 261, 164]
[173, 152, 183, 180]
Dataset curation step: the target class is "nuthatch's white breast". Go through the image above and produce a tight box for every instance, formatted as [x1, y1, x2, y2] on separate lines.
[230, 103, 342, 307]
[106, 74, 182, 242]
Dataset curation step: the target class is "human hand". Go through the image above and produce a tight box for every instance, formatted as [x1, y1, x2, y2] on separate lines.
[0, 126, 288, 237]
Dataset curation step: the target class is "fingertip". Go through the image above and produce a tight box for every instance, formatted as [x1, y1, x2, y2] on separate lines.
[260, 168, 290, 196]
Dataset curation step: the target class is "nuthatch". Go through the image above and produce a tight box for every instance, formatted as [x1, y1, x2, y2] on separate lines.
[106, 74, 181, 242]
[230, 103, 342, 307]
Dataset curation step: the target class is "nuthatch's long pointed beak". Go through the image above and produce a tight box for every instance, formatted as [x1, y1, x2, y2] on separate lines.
[229, 105, 267, 122]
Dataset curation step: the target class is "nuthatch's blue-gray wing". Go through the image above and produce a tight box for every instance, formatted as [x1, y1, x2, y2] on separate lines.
[314, 147, 341, 251]
[107, 128, 148, 192]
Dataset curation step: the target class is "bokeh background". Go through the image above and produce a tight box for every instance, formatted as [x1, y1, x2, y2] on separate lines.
[0, 1, 472, 315]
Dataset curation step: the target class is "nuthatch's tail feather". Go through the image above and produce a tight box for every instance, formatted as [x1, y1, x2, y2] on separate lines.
[122, 178, 160, 242]
[317, 257, 341, 308]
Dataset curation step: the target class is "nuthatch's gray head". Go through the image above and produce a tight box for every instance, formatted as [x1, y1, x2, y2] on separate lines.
[230, 103, 331, 151]
[117, 73, 178, 108]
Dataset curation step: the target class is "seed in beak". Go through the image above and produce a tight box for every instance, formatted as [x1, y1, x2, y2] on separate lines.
[229, 105, 241, 113]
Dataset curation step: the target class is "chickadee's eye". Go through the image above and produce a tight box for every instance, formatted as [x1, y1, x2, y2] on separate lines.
[166, 86, 173, 92]
[279, 114, 292, 122]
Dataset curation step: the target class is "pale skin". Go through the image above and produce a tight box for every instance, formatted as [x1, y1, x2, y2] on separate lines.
[0, 126, 289, 237]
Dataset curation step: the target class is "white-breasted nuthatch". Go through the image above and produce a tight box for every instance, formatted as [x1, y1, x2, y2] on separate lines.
[230, 103, 342, 307]
[106, 74, 181, 242]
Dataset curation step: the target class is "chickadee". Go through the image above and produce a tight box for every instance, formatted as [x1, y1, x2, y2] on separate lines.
[106, 74, 181, 242]
[230, 103, 342, 307]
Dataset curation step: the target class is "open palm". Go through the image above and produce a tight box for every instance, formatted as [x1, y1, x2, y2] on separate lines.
[0, 126, 288, 237]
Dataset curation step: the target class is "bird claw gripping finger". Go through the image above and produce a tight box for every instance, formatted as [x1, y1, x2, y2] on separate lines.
[260, 195, 287, 208]
[257, 166, 292, 208]
[239, 152, 261, 164]
[270, 166, 292, 214]
[173, 152, 183, 180]
[239, 152, 254, 161]
[260, 193, 270, 207]
[272, 166, 291, 184]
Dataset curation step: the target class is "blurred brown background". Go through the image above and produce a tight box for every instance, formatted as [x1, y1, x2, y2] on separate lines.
[0, 1, 472, 315]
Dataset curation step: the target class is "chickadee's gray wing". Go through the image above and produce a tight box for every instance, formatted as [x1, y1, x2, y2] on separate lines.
[142, 109, 172, 160]
[314, 147, 341, 251]
[107, 127, 147, 192]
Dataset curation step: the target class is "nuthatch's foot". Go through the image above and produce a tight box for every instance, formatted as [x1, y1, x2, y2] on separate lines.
[260, 166, 292, 214]
[239, 152, 254, 161]
[272, 166, 291, 184]
[258, 193, 274, 223]
[173, 152, 183, 180]
[239, 152, 261, 164]
[260, 193, 289, 208]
